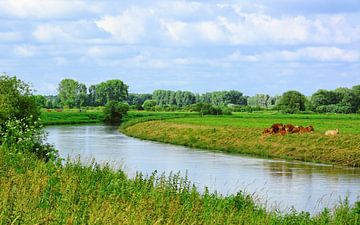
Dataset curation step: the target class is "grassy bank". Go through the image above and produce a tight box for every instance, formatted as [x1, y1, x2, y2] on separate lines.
[122, 112, 360, 167]
[1, 149, 359, 224]
[40, 110, 104, 125]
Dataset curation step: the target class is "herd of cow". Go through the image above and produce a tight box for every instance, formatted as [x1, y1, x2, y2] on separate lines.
[262, 123, 314, 135]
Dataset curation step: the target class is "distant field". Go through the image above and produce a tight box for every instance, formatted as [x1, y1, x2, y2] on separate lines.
[122, 112, 360, 167]
[40, 110, 104, 125]
[165, 112, 360, 134]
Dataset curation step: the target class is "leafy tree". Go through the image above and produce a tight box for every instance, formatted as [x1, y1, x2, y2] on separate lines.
[103, 101, 129, 123]
[76, 83, 87, 108]
[0, 74, 39, 125]
[34, 95, 47, 108]
[248, 94, 270, 108]
[199, 91, 246, 106]
[127, 93, 153, 109]
[95, 80, 128, 106]
[277, 90, 307, 113]
[143, 100, 156, 111]
[58, 79, 80, 108]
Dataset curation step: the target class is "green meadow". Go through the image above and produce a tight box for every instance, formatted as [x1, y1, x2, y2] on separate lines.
[122, 111, 360, 167]
[40, 109, 104, 125]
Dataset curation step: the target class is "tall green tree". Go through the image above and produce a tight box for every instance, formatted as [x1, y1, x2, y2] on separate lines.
[277, 90, 307, 113]
[95, 80, 128, 106]
[58, 79, 80, 108]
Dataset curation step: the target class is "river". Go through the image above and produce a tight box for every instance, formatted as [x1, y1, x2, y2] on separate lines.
[46, 124, 360, 214]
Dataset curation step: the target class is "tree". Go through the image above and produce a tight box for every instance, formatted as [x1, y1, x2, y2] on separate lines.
[143, 100, 156, 111]
[34, 95, 47, 108]
[103, 101, 129, 123]
[95, 80, 128, 106]
[248, 94, 270, 108]
[126, 93, 153, 109]
[0, 74, 39, 125]
[58, 79, 80, 108]
[277, 90, 307, 113]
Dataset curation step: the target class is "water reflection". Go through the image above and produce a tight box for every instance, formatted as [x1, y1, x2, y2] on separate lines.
[45, 125, 360, 214]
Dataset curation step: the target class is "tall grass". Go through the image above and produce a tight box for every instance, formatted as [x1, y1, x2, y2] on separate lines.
[1, 148, 359, 224]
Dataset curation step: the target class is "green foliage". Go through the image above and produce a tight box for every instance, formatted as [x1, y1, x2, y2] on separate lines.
[0, 74, 40, 126]
[199, 90, 247, 106]
[58, 79, 88, 108]
[126, 93, 152, 109]
[310, 87, 360, 114]
[90, 80, 128, 106]
[103, 101, 129, 123]
[152, 90, 196, 107]
[143, 99, 157, 111]
[277, 90, 307, 114]
[0, 117, 58, 161]
[191, 103, 230, 115]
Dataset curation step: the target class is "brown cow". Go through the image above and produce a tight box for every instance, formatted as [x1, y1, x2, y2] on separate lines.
[270, 123, 284, 134]
[285, 124, 295, 133]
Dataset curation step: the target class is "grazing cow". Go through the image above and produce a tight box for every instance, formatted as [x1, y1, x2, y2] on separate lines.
[270, 123, 284, 134]
[305, 126, 314, 132]
[285, 124, 295, 133]
[325, 129, 339, 136]
[291, 126, 300, 133]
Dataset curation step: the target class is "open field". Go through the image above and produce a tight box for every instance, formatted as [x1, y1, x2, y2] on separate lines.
[1, 148, 360, 224]
[122, 112, 360, 167]
[40, 110, 104, 125]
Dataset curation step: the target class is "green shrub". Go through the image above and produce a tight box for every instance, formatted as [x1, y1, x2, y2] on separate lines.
[0, 117, 58, 161]
[103, 101, 129, 123]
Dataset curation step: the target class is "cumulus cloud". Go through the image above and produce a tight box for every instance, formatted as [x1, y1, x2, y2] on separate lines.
[227, 47, 359, 63]
[13, 45, 36, 57]
[0, 0, 101, 19]
[95, 8, 154, 43]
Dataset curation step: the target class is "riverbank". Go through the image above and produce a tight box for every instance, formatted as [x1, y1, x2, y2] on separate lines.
[121, 113, 360, 167]
[1, 148, 359, 224]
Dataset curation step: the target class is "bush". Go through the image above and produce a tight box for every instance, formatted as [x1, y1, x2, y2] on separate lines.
[0, 117, 58, 161]
[0, 74, 40, 126]
[103, 101, 129, 123]
[191, 103, 227, 115]
[142, 100, 156, 111]
[277, 90, 307, 114]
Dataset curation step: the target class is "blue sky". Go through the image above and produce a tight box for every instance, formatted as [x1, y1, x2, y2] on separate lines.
[0, 0, 359, 96]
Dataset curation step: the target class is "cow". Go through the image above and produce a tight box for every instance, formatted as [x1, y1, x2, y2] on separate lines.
[285, 124, 295, 133]
[270, 123, 284, 134]
[325, 129, 339, 136]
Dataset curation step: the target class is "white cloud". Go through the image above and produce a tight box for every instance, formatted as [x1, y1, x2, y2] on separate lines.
[279, 47, 359, 62]
[33, 24, 71, 42]
[227, 47, 359, 63]
[95, 9, 152, 43]
[13, 45, 35, 57]
[0, 31, 22, 42]
[0, 0, 100, 19]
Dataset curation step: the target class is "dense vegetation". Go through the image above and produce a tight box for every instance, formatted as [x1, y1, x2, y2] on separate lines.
[39, 78, 360, 115]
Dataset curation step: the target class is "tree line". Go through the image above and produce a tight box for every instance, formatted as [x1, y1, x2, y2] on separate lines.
[36, 78, 360, 114]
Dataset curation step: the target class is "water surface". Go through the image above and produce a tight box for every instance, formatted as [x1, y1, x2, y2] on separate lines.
[46, 125, 360, 214]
